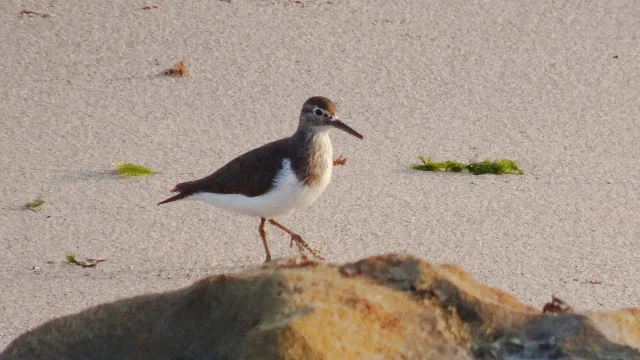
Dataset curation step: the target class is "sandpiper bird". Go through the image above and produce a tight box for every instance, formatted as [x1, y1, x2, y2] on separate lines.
[157, 96, 363, 263]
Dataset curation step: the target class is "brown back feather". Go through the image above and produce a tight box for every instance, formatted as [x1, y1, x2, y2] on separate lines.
[158, 137, 297, 205]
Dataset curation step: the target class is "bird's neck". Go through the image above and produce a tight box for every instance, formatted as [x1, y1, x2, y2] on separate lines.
[293, 127, 332, 154]
[291, 128, 333, 186]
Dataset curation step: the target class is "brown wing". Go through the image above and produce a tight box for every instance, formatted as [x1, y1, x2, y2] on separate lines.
[157, 138, 293, 205]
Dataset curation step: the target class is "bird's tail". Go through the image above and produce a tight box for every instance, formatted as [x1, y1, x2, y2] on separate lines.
[157, 186, 191, 205]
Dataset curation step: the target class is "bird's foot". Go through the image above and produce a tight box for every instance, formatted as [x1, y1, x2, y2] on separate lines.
[289, 234, 324, 260]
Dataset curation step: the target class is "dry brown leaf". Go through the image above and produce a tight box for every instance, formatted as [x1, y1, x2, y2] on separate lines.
[333, 155, 347, 166]
[163, 60, 189, 77]
[542, 295, 573, 314]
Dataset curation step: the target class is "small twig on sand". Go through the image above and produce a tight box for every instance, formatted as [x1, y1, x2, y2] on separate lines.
[20, 9, 51, 18]
[66, 253, 106, 268]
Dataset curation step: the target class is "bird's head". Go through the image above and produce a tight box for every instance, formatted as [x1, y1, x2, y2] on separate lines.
[299, 96, 363, 139]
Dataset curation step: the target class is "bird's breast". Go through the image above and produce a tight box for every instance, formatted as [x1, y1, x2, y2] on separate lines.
[303, 134, 333, 188]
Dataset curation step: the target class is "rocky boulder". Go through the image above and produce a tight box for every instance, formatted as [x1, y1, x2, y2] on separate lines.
[2, 254, 640, 359]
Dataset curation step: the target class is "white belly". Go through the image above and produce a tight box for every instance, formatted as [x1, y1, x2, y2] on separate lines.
[190, 157, 332, 219]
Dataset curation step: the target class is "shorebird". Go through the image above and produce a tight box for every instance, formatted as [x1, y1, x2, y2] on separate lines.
[157, 96, 363, 263]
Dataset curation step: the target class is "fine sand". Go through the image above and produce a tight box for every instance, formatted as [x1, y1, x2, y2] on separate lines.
[1, 0, 639, 349]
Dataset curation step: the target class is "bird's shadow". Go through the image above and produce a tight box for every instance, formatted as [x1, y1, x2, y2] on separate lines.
[54, 169, 123, 183]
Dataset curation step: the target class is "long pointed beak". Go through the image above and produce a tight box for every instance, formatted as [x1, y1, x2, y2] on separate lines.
[330, 119, 363, 139]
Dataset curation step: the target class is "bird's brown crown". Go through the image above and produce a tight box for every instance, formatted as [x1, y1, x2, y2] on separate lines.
[302, 96, 337, 117]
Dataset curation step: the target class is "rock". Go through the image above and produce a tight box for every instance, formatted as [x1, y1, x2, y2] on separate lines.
[2, 254, 640, 359]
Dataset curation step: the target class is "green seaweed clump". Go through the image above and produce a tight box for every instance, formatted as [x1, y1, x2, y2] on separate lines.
[467, 159, 523, 175]
[411, 156, 523, 175]
[114, 162, 156, 177]
[411, 157, 466, 173]
[25, 198, 45, 212]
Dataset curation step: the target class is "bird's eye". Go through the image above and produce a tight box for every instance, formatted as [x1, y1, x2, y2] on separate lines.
[314, 108, 323, 116]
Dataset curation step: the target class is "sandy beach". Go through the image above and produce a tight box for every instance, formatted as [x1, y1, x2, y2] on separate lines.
[1, 0, 639, 349]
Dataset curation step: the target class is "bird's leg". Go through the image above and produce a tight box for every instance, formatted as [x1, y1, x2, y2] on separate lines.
[259, 217, 271, 263]
[267, 219, 324, 260]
